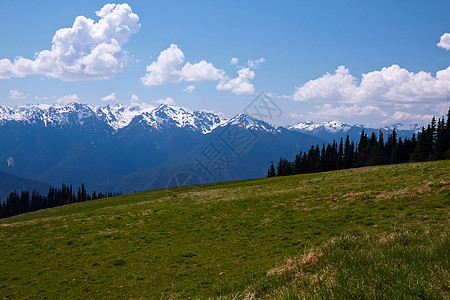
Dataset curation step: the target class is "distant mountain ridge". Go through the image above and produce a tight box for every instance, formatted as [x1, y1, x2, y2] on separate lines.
[0, 102, 420, 195]
[0, 102, 224, 134]
[0, 103, 421, 136]
[288, 120, 421, 142]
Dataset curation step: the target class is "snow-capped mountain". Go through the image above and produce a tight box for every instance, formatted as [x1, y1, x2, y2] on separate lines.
[288, 120, 354, 134]
[288, 120, 420, 142]
[0, 103, 422, 137]
[382, 123, 422, 132]
[0, 102, 225, 134]
[220, 113, 283, 133]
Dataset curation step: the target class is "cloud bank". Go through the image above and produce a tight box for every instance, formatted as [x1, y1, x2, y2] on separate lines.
[0, 3, 140, 81]
[293, 65, 450, 104]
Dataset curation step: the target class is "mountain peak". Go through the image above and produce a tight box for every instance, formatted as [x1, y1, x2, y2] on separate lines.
[382, 123, 421, 132]
[224, 113, 281, 132]
[288, 120, 351, 133]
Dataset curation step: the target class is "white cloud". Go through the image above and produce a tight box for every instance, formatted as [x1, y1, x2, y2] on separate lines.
[230, 57, 239, 65]
[314, 104, 388, 118]
[183, 85, 195, 93]
[141, 44, 185, 86]
[382, 111, 434, 125]
[182, 61, 225, 81]
[9, 89, 26, 99]
[293, 65, 450, 104]
[217, 67, 255, 95]
[293, 66, 357, 102]
[153, 97, 175, 105]
[34, 96, 48, 101]
[247, 57, 265, 69]
[56, 94, 79, 105]
[130, 94, 140, 103]
[129, 95, 155, 110]
[289, 111, 304, 119]
[0, 3, 140, 81]
[437, 33, 450, 50]
[100, 92, 117, 102]
[141, 44, 225, 86]
[434, 102, 450, 116]
[141, 45, 258, 95]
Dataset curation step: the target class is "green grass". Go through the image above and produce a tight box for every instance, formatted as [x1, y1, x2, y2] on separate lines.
[0, 161, 449, 299]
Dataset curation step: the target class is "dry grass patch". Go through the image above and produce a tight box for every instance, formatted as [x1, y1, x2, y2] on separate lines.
[267, 251, 323, 277]
[342, 190, 375, 200]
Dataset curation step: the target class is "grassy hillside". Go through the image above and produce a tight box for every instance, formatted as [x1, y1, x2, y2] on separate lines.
[0, 161, 449, 299]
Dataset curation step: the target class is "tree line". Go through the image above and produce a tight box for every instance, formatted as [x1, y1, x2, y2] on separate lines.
[0, 183, 121, 219]
[268, 109, 450, 177]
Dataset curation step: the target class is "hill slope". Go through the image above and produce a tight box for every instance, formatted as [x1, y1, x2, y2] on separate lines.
[0, 161, 449, 299]
[0, 170, 50, 202]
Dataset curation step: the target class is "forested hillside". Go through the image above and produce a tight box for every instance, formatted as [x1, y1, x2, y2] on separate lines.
[269, 110, 450, 177]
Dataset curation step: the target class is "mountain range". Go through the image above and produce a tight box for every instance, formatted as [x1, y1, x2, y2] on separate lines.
[288, 120, 421, 143]
[0, 102, 420, 198]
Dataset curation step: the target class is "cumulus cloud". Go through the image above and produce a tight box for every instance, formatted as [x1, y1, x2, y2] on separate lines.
[314, 104, 388, 118]
[141, 44, 224, 86]
[382, 111, 434, 125]
[153, 97, 175, 105]
[0, 3, 140, 81]
[9, 89, 26, 99]
[183, 85, 195, 93]
[130, 94, 141, 102]
[141, 44, 258, 95]
[437, 33, 450, 50]
[56, 94, 79, 105]
[141, 44, 185, 86]
[247, 57, 265, 69]
[182, 61, 225, 81]
[217, 67, 255, 95]
[293, 66, 355, 102]
[230, 57, 239, 65]
[100, 92, 117, 102]
[293, 65, 450, 104]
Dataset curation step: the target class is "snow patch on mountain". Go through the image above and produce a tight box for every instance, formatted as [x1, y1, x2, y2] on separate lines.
[288, 120, 353, 133]
[222, 113, 282, 132]
[0, 102, 225, 134]
[382, 123, 422, 132]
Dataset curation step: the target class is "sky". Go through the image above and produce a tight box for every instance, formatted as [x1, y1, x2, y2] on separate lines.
[0, 0, 449, 127]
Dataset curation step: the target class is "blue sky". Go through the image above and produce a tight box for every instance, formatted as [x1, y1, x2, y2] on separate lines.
[0, 0, 449, 126]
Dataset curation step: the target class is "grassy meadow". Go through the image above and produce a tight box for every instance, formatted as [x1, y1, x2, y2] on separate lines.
[0, 160, 449, 299]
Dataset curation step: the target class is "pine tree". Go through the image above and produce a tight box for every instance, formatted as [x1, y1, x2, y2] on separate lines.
[343, 135, 354, 169]
[267, 161, 276, 177]
[337, 138, 344, 169]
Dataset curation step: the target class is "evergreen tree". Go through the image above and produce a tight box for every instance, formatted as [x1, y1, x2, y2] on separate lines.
[276, 157, 293, 176]
[337, 138, 344, 169]
[267, 161, 276, 177]
[343, 135, 354, 169]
